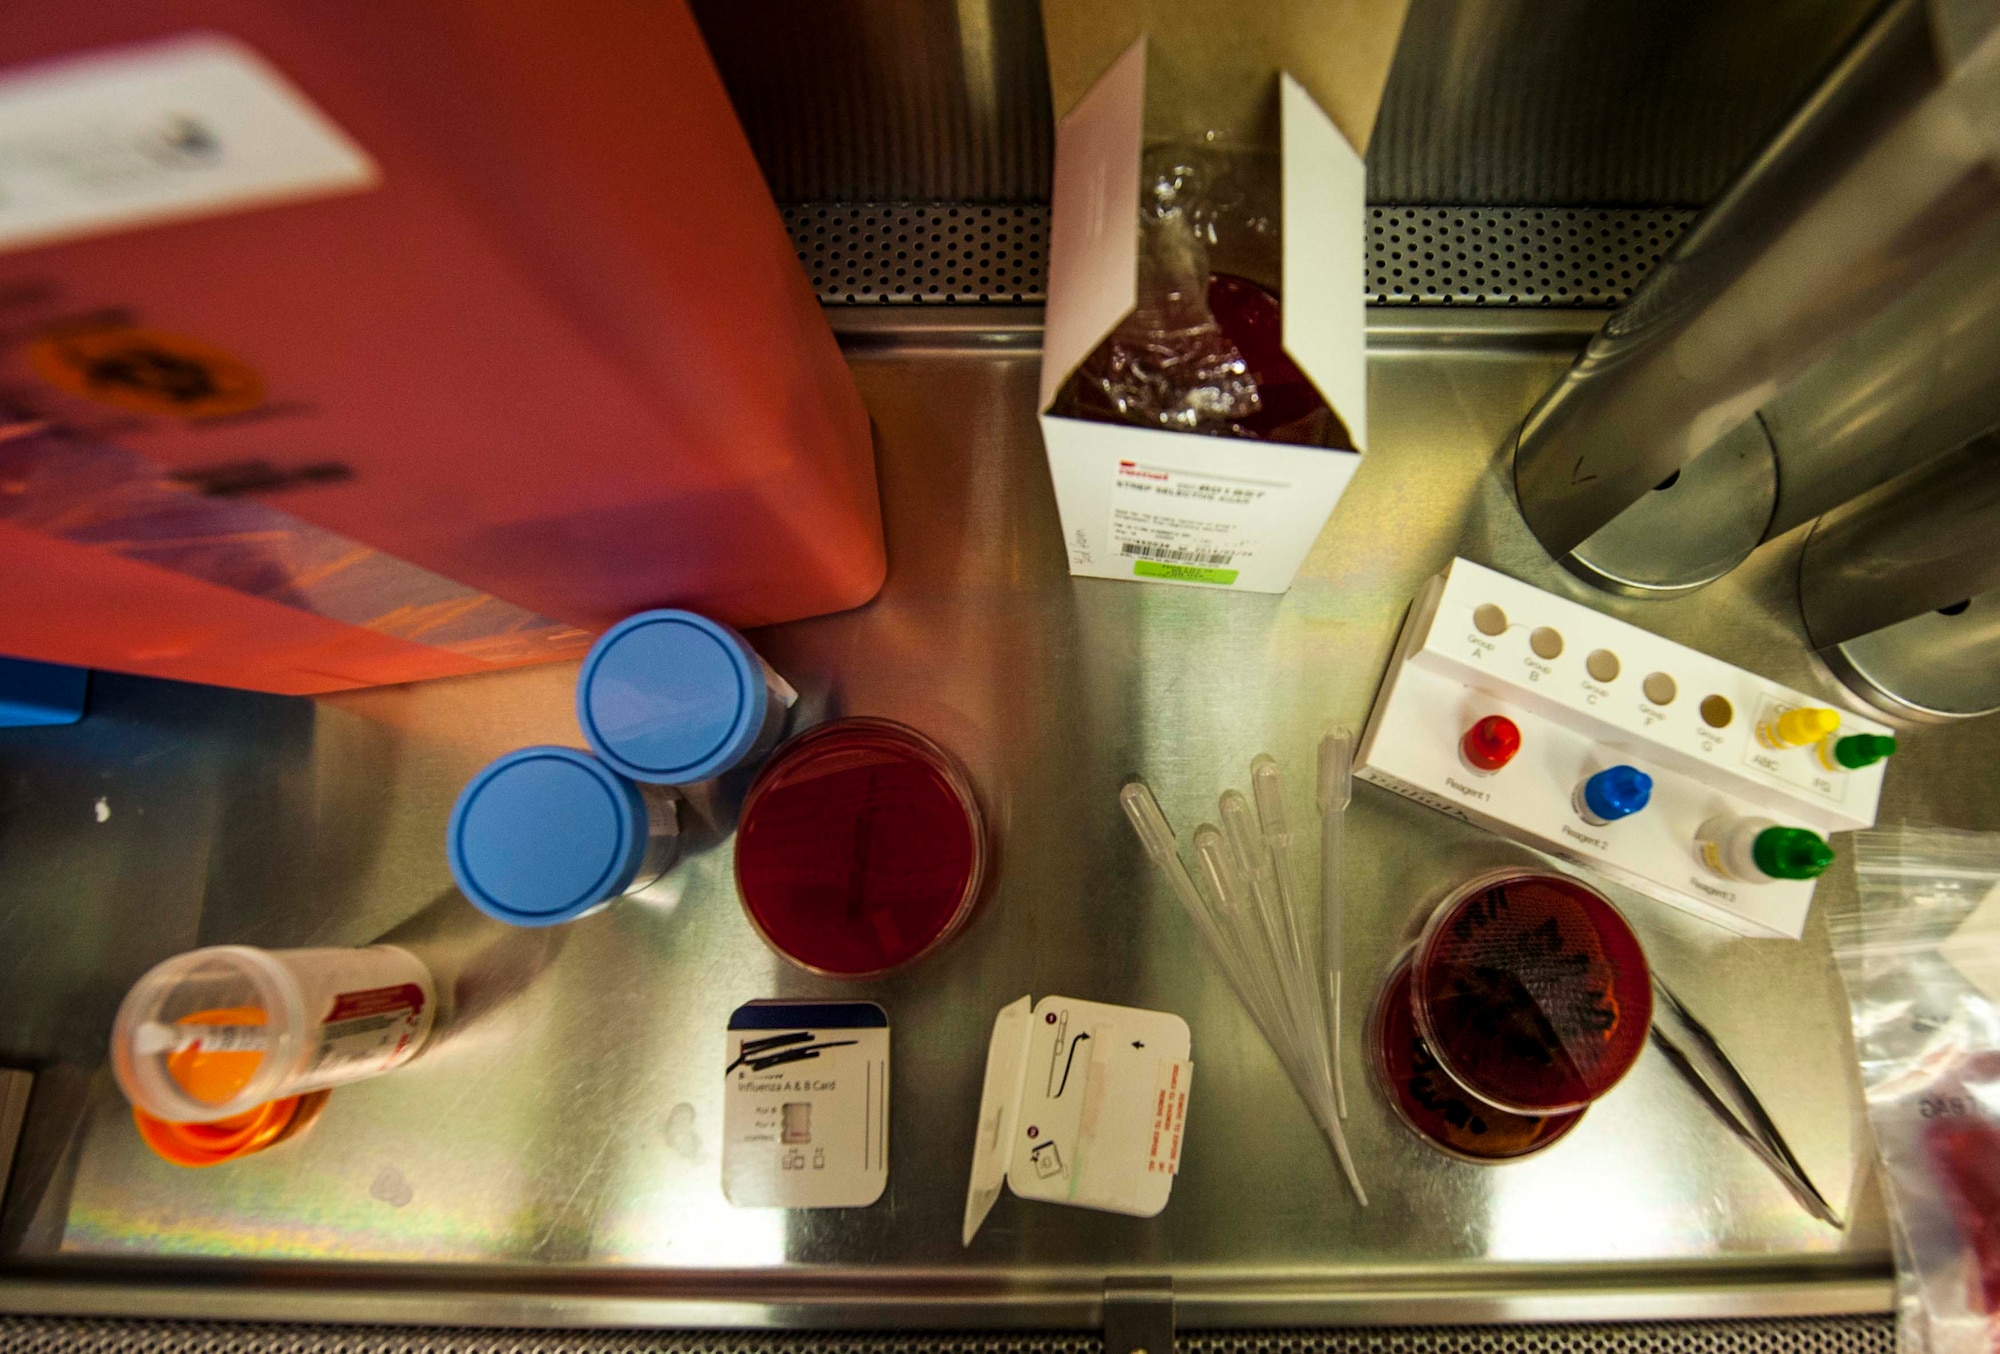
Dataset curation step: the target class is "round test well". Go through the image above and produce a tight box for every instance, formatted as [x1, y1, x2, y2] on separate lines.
[734, 717, 986, 978]
[449, 746, 652, 926]
[577, 609, 778, 784]
[1411, 869, 1652, 1115]
[1371, 950, 1583, 1162]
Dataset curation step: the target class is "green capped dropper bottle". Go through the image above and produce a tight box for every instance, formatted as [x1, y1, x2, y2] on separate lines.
[1696, 813, 1835, 883]
[1817, 732, 1897, 772]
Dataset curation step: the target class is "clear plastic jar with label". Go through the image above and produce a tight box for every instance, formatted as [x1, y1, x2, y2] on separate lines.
[112, 944, 435, 1124]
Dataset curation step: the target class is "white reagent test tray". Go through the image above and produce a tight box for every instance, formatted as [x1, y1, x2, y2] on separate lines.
[1357, 558, 1891, 938]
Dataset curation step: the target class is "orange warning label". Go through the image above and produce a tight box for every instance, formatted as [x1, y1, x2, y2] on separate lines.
[28, 324, 264, 419]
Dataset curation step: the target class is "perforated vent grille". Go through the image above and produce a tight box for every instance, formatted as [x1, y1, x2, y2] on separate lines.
[783, 204, 1696, 308]
[0, 1315, 1893, 1354]
[1190, 1320, 1891, 1354]
[782, 204, 1049, 305]
[1366, 207, 1694, 306]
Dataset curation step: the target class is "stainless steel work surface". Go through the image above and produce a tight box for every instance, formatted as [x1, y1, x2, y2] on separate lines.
[7, 311, 1991, 1324]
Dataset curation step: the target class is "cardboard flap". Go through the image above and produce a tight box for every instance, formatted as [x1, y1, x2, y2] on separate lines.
[1280, 75, 1367, 451]
[962, 994, 1034, 1247]
[1040, 36, 1146, 413]
[1040, 0, 1411, 154]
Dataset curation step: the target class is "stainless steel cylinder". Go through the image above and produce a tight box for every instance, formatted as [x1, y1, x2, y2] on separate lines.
[1759, 201, 2000, 539]
[1513, 0, 2000, 592]
[1800, 437, 2000, 720]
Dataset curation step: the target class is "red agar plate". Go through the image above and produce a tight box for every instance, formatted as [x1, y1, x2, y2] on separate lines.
[735, 718, 986, 978]
[1372, 951, 1584, 1162]
[1411, 869, 1652, 1115]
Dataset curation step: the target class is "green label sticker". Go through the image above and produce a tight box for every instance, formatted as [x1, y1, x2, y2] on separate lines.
[1135, 560, 1238, 585]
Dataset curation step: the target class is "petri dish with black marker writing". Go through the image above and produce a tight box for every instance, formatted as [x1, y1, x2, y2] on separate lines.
[1411, 869, 1651, 1115]
[1372, 951, 1583, 1162]
[735, 717, 986, 979]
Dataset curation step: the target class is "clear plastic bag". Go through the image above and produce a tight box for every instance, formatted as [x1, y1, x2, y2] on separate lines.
[1051, 144, 1353, 450]
[1080, 149, 1258, 436]
[1835, 826, 2000, 1354]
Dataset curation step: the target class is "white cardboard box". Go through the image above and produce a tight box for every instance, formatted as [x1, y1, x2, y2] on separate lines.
[1037, 37, 1367, 593]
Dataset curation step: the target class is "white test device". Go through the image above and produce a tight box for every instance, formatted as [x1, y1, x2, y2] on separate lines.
[1357, 558, 1892, 938]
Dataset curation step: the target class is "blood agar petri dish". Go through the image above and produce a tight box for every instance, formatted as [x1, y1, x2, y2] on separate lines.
[1371, 951, 1583, 1162]
[1411, 869, 1652, 1115]
[735, 718, 986, 978]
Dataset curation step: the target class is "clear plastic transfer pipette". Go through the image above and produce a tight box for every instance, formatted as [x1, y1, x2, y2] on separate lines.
[1318, 729, 1354, 1119]
[1122, 776, 1366, 1205]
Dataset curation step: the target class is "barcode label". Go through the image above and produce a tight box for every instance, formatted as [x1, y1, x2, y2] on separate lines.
[1119, 541, 1234, 567]
[307, 1012, 404, 1075]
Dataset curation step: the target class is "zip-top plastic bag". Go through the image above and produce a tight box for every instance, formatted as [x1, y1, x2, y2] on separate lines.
[1836, 827, 2000, 1354]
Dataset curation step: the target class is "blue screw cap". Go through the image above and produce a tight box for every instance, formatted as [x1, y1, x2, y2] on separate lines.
[448, 746, 650, 926]
[0, 655, 87, 727]
[577, 610, 772, 785]
[1582, 765, 1652, 823]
